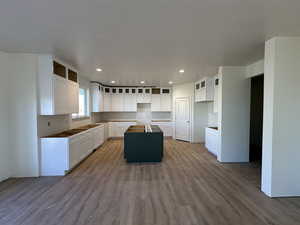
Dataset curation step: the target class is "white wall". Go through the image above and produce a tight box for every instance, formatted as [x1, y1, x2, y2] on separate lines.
[8, 54, 39, 177]
[246, 59, 264, 78]
[262, 37, 300, 197]
[0, 52, 12, 181]
[218, 67, 251, 162]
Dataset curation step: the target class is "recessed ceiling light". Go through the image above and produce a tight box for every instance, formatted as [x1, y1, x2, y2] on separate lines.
[179, 69, 185, 73]
[168, 81, 173, 85]
[96, 68, 102, 72]
[111, 80, 116, 84]
[140, 81, 145, 84]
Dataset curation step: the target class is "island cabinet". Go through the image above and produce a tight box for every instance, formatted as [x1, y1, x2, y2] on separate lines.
[38, 55, 79, 115]
[124, 125, 163, 163]
[41, 124, 105, 176]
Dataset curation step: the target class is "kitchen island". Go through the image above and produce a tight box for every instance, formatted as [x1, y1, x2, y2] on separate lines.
[124, 125, 164, 163]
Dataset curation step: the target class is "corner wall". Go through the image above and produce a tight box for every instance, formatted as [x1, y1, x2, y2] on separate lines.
[0, 52, 12, 181]
[262, 37, 300, 197]
[218, 67, 251, 162]
[8, 54, 39, 177]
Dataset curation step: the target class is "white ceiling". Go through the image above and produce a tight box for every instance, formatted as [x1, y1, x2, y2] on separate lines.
[1, 0, 300, 86]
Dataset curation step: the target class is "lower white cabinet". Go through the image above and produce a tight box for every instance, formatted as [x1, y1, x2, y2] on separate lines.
[41, 124, 105, 176]
[205, 127, 219, 156]
[151, 121, 173, 136]
[108, 122, 136, 137]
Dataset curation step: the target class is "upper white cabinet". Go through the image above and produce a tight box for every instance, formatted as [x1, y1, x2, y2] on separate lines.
[91, 85, 172, 112]
[160, 88, 172, 111]
[111, 88, 124, 112]
[91, 83, 104, 113]
[195, 77, 214, 102]
[151, 88, 172, 112]
[137, 88, 151, 103]
[38, 55, 79, 115]
[124, 88, 137, 112]
[103, 87, 111, 112]
[213, 76, 220, 113]
[151, 88, 161, 111]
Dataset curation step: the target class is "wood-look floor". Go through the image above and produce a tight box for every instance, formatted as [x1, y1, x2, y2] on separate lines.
[1, 139, 300, 225]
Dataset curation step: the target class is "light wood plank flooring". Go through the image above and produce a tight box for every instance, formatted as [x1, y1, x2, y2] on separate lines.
[1, 139, 300, 225]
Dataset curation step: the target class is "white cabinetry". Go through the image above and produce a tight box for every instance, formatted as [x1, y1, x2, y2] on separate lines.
[111, 88, 124, 112]
[213, 76, 219, 113]
[137, 88, 151, 103]
[124, 88, 137, 112]
[151, 95, 161, 111]
[205, 127, 219, 156]
[108, 122, 136, 137]
[92, 86, 171, 112]
[151, 88, 172, 112]
[195, 78, 214, 102]
[41, 124, 105, 176]
[160, 88, 172, 111]
[151, 121, 173, 136]
[38, 55, 79, 115]
[103, 87, 111, 112]
[91, 84, 104, 112]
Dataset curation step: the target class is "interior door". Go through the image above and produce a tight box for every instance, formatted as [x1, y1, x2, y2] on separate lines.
[175, 98, 190, 141]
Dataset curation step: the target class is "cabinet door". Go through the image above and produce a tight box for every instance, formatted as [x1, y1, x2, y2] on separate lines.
[152, 122, 172, 136]
[124, 94, 137, 112]
[53, 75, 69, 114]
[111, 93, 124, 111]
[151, 95, 161, 111]
[160, 94, 171, 111]
[91, 84, 100, 112]
[108, 123, 114, 137]
[136, 88, 144, 103]
[103, 94, 111, 112]
[68, 81, 79, 113]
[69, 138, 81, 169]
[213, 77, 219, 113]
[199, 88, 206, 102]
[99, 87, 104, 112]
[143, 88, 152, 103]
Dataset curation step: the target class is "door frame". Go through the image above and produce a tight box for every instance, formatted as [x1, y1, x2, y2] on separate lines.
[174, 97, 193, 142]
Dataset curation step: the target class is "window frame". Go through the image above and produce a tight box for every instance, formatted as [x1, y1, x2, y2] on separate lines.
[72, 86, 90, 120]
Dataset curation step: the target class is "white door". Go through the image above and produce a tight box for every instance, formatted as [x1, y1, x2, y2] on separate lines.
[175, 98, 190, 141]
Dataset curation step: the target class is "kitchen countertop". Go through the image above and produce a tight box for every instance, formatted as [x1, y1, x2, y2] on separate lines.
[43, 124, 102, 138]
[97, 119, 172, 123]
[98, 120, 137, 123]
